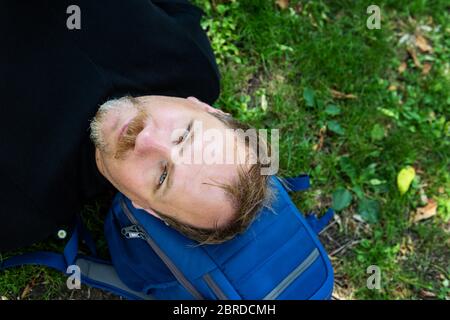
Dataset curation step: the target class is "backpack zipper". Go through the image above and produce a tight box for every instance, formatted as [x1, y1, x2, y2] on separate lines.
[121, 225, 147, 240]
[119, 199, 204, 300]
[263, 248, 320, 300]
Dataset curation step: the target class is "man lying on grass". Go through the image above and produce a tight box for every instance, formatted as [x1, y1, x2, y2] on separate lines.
[0, 0, 274, 251]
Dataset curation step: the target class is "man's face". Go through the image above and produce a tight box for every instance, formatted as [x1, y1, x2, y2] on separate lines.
[91, 95, 240, 229]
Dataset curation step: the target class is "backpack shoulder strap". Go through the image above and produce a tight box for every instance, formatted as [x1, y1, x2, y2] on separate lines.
[278, 174, 335, 234]
[1, 217, 83, 272]
[305, 208, 335, 234]
[75, 256, 153, 300]
[0, 217, 153, 300]
[281, 174, 310, 192]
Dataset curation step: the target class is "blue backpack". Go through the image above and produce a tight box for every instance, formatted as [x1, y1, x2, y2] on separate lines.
[1, 174, 334, 300]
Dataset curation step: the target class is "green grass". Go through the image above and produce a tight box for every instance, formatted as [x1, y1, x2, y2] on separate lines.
[1, 0, 449, 300]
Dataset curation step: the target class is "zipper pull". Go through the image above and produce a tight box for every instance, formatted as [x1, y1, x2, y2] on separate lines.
[121, 225, 147, 240]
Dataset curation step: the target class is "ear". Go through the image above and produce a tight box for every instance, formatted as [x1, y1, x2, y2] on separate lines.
[187, 96, 230, 116]
[131, 201, 163, 220]
[95, 148, 108, 178]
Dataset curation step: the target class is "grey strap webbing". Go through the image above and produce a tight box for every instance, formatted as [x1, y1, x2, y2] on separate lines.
[76, 258, 154, 300]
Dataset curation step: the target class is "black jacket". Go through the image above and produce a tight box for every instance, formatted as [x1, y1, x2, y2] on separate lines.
[0, 0, 220, 251]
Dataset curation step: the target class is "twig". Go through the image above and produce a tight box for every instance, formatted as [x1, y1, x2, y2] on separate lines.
[329, 240, 361, 257]
[319, 220, 338, 235]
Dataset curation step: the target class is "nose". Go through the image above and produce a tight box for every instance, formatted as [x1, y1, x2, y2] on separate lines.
[134, 124, 171, 157]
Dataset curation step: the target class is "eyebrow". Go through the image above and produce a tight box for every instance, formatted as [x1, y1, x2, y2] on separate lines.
[161, 119, 195, 198]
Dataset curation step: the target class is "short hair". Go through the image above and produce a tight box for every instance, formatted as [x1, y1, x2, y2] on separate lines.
[155, 112, 275, 245]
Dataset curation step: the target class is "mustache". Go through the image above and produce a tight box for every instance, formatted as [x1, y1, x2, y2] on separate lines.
[115, 108, 148, 159]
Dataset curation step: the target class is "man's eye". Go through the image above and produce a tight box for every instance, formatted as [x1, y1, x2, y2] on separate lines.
[159, 165, 168, 186]
[176, 122, 192, 144]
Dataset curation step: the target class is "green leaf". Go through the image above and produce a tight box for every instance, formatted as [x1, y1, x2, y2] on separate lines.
[327, 120, 345, 135]
[352, 185, 365, 199]
[357, 197, 380, 224]
[303, 87, 315, 107]
[339, 156, 357, 183]
[325, 104, 341, 116]
[332, 188, 353, 211]
[216, 4, 227, 14]
[397, 166, 416, 195]
[371, 124, 385, 141]
[316, 99, 325, 109]
[369, 179, 383, 185]
[368, 150, 381, 157]
[361, 163, 377, 181]
[378, 107, 399, 120]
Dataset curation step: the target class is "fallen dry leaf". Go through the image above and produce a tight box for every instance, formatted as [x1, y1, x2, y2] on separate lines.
[330, 89, 357, 100]
[20, 275, 39, 300]
[274, 73, 285, 83]
[388, 84, 397, 91]
[415, 34, 433, 53]
[313, 126, 327, 151]
[413, 199, 437, 223]
[352, 214, 366, 224]
[422, 62, 432, 75]
[398, 235, 414, 259]
[21, 284, 32, 300]
[419, 189, 428, 205]
[415, 167, 425, 175]
[407, 47, 422, 68]
[293, 2, 303, 14]
[275, 0, 289, 10]
[398, 62, 407, 74]
[419, 289, 437, 298]
[399, 33, 413, 46]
